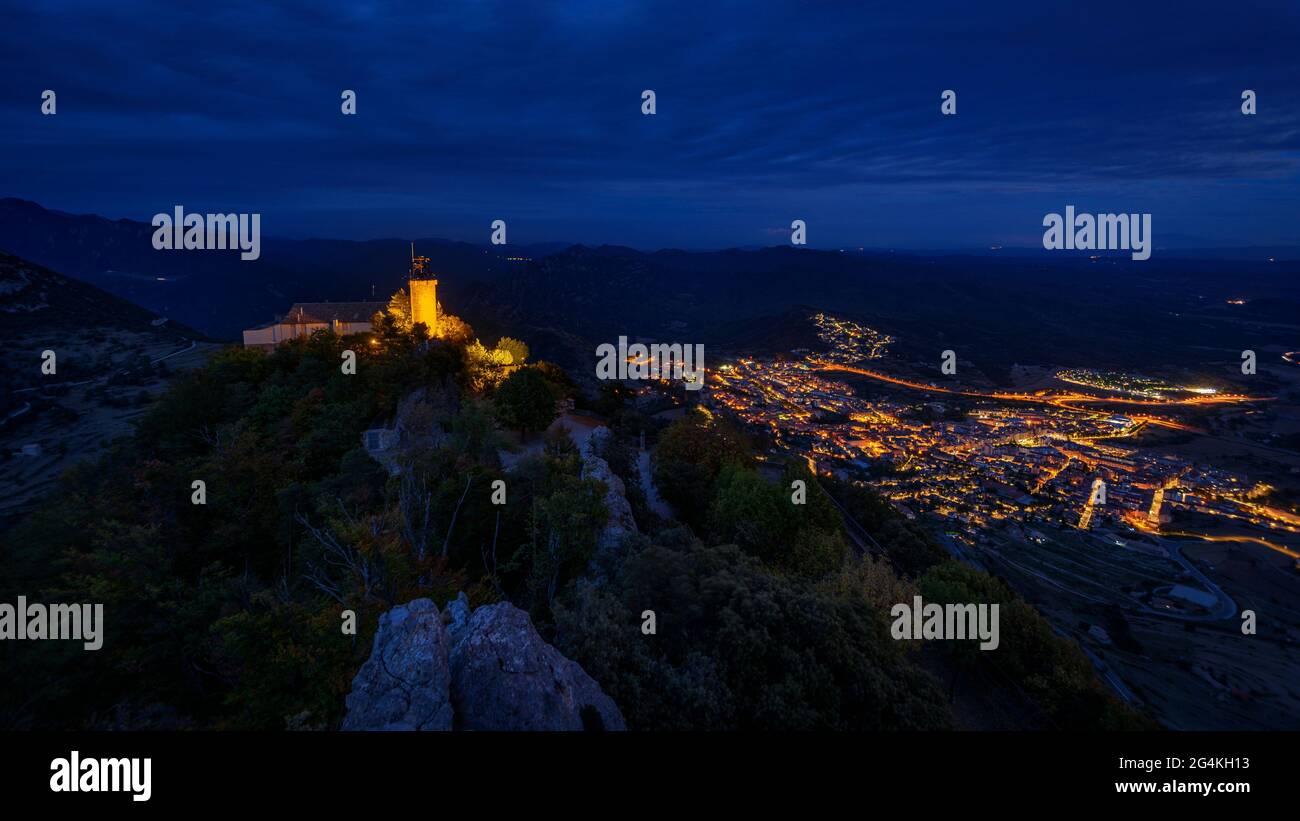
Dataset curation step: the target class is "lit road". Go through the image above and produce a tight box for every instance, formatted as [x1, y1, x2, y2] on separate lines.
[1161, 531, 1300, 560]
[812, 362, 1272, 433]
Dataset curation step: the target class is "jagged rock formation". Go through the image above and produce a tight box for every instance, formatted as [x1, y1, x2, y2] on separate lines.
[581, 426, 638, 551]
[446, 598, 626, 731]
[343, 594, 625, 731]
[341, 599, 454, 731]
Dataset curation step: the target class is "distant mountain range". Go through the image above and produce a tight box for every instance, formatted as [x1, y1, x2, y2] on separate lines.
[4, 198, 1300, 384]
[457, 242, 1300, 382]
[0, 247, 168, 333]
[0, 198, 563, 341]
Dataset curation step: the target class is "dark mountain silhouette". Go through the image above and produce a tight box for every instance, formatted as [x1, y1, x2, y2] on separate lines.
[458, 242, 1300, 382]
[0, 248, 183, 335]
[4, 199, 1300, 384]
[0, 198, 553, 340]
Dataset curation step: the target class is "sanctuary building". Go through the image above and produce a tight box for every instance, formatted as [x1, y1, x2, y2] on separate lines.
[241, 245, 439, 348]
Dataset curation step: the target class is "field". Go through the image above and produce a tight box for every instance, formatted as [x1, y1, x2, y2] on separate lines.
[974, 525, 1300, 729]
[0, 329, 218, 527]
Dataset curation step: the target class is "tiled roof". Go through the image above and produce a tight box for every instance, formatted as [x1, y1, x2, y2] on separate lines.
[284, 302, 386, 323]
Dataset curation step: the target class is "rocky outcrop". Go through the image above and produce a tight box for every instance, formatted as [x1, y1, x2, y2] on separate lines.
[446, 601, 626, 731]
[581, 426, 638, 551]
[341, 599, 454, 731]
[445, 590, 472, 635]
[342, 594, 625, 732]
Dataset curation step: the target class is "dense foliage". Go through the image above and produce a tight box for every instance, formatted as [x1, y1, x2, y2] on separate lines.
[555, 532, 952, 730]
[0, 325, 597, 729]
[917, 561, 1153, 730]
[651, 410, 751, 528]
[1, 321, 1149, 732]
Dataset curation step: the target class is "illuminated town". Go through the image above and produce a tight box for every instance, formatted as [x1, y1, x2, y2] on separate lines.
[1054, 368, 1219, 400]
[710, 314, 1300, 569]
[708, 316, 1300, 728]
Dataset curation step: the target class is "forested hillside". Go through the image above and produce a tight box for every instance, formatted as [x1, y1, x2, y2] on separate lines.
[0, 310, 1147, 730]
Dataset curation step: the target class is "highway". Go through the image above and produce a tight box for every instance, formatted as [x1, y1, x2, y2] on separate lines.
[812, 361, 1272, 433]
[1162, 531, 1299, 560]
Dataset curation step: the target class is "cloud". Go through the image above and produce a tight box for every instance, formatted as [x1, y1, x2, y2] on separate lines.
[2, 0, 1298, 247]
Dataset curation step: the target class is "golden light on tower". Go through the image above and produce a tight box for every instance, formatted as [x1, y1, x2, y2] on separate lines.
[408, 242, 439, 337]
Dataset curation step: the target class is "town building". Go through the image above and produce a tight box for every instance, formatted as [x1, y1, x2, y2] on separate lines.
[242, 244, 438, 348]
[242, 302, 385, 349]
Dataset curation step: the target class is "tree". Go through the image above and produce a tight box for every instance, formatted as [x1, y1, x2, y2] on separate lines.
[917, 561, 995, 699]
[534, 360, 576, 397]
[707, 463, 846, 577]
[378, 288, 413, 333]
[708, 464, 789, 562]
[494, 366, 558, 438]
[464, 340, 514, 392]
[448, 399, 504, 464]
[436, 313, 474, 344]
[495, 336, 529, 365]
[515, 475, 606, 616]
[652, 410, 751, 528]
[552, 535, 953, 730]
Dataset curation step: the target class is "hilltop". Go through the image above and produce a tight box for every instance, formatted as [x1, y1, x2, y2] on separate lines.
[0, 251, 217, 526]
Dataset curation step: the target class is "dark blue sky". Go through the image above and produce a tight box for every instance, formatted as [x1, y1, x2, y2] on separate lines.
[4, 0, 1298, 249]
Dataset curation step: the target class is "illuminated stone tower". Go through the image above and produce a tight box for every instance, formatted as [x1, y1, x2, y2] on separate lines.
[408, 243, 439, 337]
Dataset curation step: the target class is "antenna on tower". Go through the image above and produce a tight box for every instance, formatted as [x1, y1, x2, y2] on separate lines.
[409, 242, 431, 280]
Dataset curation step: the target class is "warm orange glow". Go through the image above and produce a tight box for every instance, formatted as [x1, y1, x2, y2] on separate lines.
[409, 277, 439, 337]
[811, 362, 1271, 432]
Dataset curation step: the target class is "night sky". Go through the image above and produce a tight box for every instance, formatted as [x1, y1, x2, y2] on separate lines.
[4, 0, 1298, 249]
